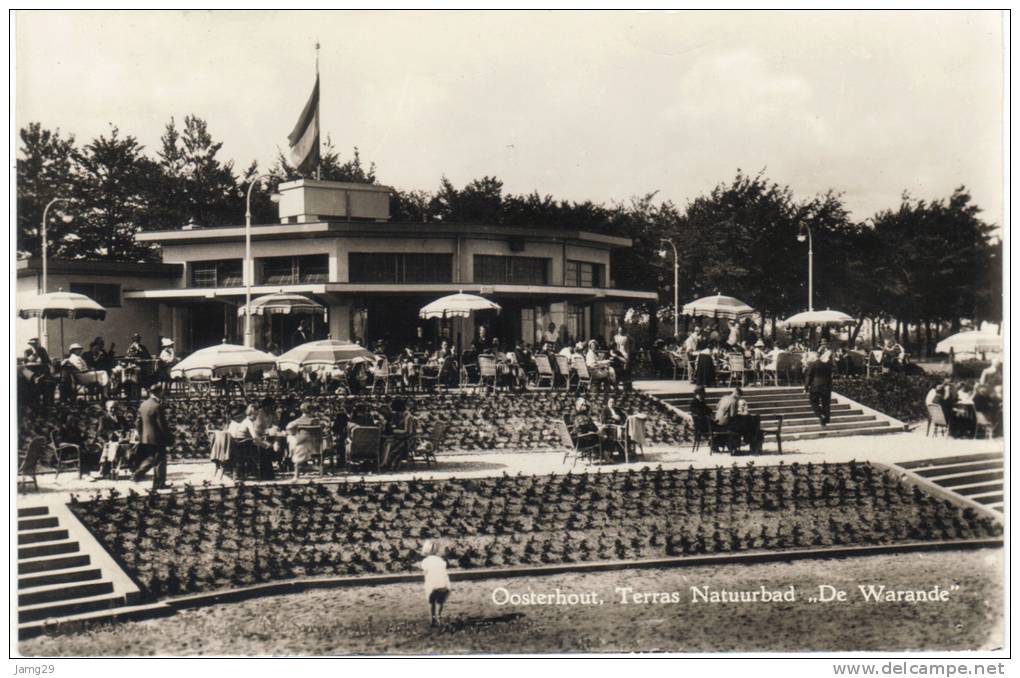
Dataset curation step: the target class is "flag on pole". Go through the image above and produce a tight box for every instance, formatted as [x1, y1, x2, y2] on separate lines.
[288, 75, 320, 175]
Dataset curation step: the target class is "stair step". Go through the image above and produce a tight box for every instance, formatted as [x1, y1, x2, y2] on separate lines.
[760, 413, 870, 425]
[18, 553, 91, 575]
[19, 565, 103, 589]
[18, 528, 70, 545]
[19, 539, 80, 560]
[18, 554, 90, 575]
[17, 506, 49, 518]
[897, 452, 1004, 470]
[785, 425, 901, 441]
[914, 461, 1003, 478]
[951, 482, 1004, 497]
[18, 601, 176, 639]
[18, 592, 125, 623]
[18, 516, 59, 531]
[782, 419, 883, 434]
[934, 471, 1004, 488]
[972, 493, 1004, 506]
[19, 580, 115, 607]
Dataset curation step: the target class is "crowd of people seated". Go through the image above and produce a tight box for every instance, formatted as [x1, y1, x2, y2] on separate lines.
[925, 359, 1003, 438]
[649, 320, 912, 386]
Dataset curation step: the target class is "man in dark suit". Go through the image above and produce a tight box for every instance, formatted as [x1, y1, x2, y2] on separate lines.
[804, 348, 834, 426]
[132, 383, 171, 489]
[291, 321, 311, 350]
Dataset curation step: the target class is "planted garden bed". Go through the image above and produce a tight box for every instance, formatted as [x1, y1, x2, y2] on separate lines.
[69, 462, 1001, 600]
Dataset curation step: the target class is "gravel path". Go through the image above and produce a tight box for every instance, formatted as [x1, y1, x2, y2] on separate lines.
[21, 549, 1003, 656]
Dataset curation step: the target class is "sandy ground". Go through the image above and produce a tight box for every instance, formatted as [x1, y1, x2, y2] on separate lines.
[20, 549, 1003, 656]
[20, 427, 1003, 509]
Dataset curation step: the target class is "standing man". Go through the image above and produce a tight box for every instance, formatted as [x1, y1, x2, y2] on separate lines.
[611, 324, 633, 391]
[132, 383, 171, 489]
[804, 344, 834, 426]
[291, 320, 311, 350]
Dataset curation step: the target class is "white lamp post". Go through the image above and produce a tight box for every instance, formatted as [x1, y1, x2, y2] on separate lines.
[658, 239, 679, 338]
[797, 223, 814, 312]
[244, 175, 273, 347]
[40, 197, 70, 349]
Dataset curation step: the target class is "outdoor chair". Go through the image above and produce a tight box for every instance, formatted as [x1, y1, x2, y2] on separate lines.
[533, 354, 555, 389]
[726, 353, 749, 387]
[571, 356, 592, 393]
[63, 365, 105, 402]
[690, 414, 713, 454]
[926, 404, 949, 437]
[50, 431, 82, 479]
[477, 355, 499, 392]
[554, 354, 572, 389]
[18, 436, 46, 492]
[347, 425, 382, 472]
[760, 414, 784, 454]
[668, 352, 687, 381]
[293, 425, 327, 477]
[625, 414, 647, 461]
[558, 418, 602, 467]
[370, 360, 399, 395]
[411, 421, 443, 468]
[974, 410, 996, 439]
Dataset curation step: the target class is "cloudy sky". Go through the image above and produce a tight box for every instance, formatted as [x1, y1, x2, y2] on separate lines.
[15, 10, 1005, 223]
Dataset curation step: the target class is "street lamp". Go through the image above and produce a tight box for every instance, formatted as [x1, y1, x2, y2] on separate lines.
[658, 239, 679, 338]
[40, 197, 70, 349]
[797, 222, 813, 312]
[244, 175, 273, 347]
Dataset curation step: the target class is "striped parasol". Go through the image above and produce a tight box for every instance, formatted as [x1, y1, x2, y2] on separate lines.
[419, 292, 502, 319]
[277, 339, 376, 373]
[783, 309, 858, 328]
[18, 291, 107, 321]
[681, 293, 754, 320]
[935, 330, 1002, 355]
[170, 342, 278, 379]
[237, 292, 325, 317]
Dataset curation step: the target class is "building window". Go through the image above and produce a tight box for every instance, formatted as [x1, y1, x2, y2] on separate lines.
[565, 260, 604, 288]
[473, 255, 549, 285]
[189, 259, 243, 288]
[256, 254, 330, 285]
[69, 282, 121, 307]
[349, 253, 453, 283]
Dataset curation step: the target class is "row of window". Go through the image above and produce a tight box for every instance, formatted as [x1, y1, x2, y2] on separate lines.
[188, 254, 605, 288]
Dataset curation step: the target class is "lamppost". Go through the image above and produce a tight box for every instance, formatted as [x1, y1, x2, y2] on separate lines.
[40, 197, 70, 348]
[658, 239, 679, 338]
[797, 222, 813, 312]
[244, 175, 273, 347]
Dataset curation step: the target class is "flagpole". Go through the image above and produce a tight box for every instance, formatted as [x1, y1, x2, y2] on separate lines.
[315, 40, 321, 181]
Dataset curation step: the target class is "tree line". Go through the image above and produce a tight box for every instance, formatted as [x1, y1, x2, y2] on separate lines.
[17, 117, 1001, 354]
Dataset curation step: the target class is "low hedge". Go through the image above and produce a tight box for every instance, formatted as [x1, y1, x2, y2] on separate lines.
[833, 373, 940, 423]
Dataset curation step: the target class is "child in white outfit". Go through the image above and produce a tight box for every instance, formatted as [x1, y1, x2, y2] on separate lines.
[420, 540, 451, 627]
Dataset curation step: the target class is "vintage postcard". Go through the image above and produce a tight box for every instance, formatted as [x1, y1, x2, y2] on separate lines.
[11, 9, 1007, 662]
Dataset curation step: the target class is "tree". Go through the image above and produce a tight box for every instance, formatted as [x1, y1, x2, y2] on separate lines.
[69, 125, 159, 261]
[154, 115, 240, 230]
[16, 123, 77, 258]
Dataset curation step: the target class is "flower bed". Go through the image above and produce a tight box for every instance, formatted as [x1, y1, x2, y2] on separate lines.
[69, 462, 1001, 600]
[833, 374, 940, 423]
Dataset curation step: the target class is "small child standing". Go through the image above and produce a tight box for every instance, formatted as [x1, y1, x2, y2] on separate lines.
[420, 540, 451, 627]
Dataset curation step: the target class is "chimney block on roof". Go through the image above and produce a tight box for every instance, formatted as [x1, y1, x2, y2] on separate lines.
[276, 179, 392, 224]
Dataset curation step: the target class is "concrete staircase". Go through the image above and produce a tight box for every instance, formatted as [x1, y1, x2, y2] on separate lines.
[655, 387, 908, 441]
[897, 453, 1004, 513]
[17, 504, 156, 639]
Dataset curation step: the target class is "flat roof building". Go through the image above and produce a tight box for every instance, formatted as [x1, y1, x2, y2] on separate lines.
[21, 179, 657, 355]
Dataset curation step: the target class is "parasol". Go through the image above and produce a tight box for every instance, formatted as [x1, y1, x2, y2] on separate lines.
[170, 342, 278, 379]
[237, 291, 325, 317]
[783, 309, 858, 328]
[276, 339, 376, 373]
[681, 293, 754, 320]
[419, 292, 502, 319]
[935, 330, 1002, 356]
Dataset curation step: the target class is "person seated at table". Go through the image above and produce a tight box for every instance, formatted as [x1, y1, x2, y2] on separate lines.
[332, 401, 352, 468]
[94, 400, 128, 479]
[684, 385, 712, 441]
[157, 338, 176, 380]
[124, 333, 151, 360]
[542, 322, 560, 349]
[350, 401, 379, 428]
[64, 343, 111, 397]
[585, 340, 616, 389]
[511, 340, 536, 387]
[85, 337, 111, 371]
[286, 400, 322, 480]
[601, 396, 627, 426]
[726, 321, 741, 349]
[715, 386, 763, 454]
[567, 397, 599, 441]
[683, 328, 702, 354]
[979, 358, 1002, 388]
[227, 402, 271, 479]
[473, 325, 493, 353]
[971, 384, 998, 432]
[381, 398, 416, 470]
[880, 338, 906, 371]
[398, 346, 421, 389]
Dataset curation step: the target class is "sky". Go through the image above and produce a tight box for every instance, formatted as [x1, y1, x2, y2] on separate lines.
[14, 10, 1005, 223]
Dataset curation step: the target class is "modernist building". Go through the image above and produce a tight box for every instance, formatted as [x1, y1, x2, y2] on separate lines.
[19, 179, 657, 355]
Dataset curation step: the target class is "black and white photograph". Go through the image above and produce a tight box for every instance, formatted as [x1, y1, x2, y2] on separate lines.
[10, 9, 1008, 661]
